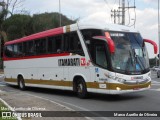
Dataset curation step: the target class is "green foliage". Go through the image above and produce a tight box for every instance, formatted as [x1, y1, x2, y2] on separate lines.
[0, 9, 8, 26]
[31, 12, 75, 33]
[2, 12, 75, 40]
[3, 14, 32, 40]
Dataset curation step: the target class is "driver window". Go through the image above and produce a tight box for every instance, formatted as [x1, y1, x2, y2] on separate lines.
[95, 44, 108, 68]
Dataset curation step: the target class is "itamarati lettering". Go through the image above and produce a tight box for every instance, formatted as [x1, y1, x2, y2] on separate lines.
[58, 58, 80, 66]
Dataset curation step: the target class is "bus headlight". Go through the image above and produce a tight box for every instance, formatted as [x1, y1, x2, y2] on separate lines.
[116, 87, 121, 91]
[148, 85, 151, 88]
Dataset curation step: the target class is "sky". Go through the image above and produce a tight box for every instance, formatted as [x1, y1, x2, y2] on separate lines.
[6, 0, 160, 58]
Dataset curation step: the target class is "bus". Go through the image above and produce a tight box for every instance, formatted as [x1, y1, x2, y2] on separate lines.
[3, 23, 158, 98]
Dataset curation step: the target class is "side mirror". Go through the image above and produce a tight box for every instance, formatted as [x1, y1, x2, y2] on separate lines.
[105, 32, 115, 53]
[144, 39, 158, 54]
[92, 35, 115, 54]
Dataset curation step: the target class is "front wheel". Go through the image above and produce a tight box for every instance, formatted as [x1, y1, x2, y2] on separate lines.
[18, 76, 25, 90]
[76, 78, 88, 99]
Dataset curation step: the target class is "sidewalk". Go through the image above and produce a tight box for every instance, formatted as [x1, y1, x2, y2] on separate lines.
[0, 88, 88, 120]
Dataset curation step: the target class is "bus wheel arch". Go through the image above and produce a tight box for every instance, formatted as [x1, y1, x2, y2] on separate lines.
[17, 74, 25, 90]
[73, 76, 88, 99]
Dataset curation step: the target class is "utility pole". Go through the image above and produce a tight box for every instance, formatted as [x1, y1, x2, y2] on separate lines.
[158, 0, 160, 66]
[111, 0, 136, 25]
[111, 9, 117, 24]
[122, 0, 125, 25]
[59, 0, 62, 27]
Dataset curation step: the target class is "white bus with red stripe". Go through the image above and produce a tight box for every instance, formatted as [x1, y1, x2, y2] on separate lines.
[3, 23, 157, 98]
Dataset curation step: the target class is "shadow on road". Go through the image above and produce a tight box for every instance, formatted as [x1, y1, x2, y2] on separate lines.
[7, 85, 145, 102]
[88, 92, 145, 102]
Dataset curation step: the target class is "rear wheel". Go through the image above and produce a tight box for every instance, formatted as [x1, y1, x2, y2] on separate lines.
[76, 78, 88, 99]
[157, 73, 160, 78]
[18, 76, 25, 90]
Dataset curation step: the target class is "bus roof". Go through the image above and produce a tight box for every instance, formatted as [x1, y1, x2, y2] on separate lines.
[70, 22, 138, 33]
[5, 22, 139, 45]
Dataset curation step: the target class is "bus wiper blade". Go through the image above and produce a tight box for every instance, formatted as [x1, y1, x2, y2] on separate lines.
[135, 55, 145, 71]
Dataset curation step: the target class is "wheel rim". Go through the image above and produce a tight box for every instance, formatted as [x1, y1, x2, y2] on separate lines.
[19, 80, 23, 89]
[78, 83, 83, 93]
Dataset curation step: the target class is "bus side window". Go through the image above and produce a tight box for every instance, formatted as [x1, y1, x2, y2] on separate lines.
[69, 32, 84, 55]
[48, 37, 56, 53]
[64, 33, 69, 52]
[81, 29, 103, 59]
[28, 41, 35, 56]
[5, 45, 14, 58]
[48, 35, 62, 54]
[35, 38, 47, 55]
[23, 41, 34, 56]
[13, 43, 23, 57]
[23, 42, 27, 56]
[40, 38, 47, 54]
[55, 36, 62, 53]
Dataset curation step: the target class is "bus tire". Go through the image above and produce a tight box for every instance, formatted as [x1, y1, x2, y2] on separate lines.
[18, 76, 25, 90]
[76, 78, 88, 99]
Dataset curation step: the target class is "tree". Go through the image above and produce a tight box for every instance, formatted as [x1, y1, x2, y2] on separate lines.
[31, 12, 75, 33]
[3, 14, 32, 40]
[0, 0, 25, 62]
[3, 0, 25, 15]
[0, 0, 26, 40]
[2, 12, 75, 41]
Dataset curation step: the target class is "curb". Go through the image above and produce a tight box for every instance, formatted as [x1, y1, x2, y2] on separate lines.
[0, 98, 22, 120]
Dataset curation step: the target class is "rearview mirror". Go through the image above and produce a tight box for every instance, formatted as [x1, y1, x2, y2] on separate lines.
[92, 35, 115, 54]
[105, 32, 115, 53]
[144, 39, 158, 54]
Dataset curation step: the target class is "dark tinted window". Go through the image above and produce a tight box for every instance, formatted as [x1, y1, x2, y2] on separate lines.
[48, 35, 62, 53]
[70, 32, 82, 51]
[81, 29, 103, 59]
[95, 43, 108, 68]
[23, 41, 34, 56]
[35, 39, 47, 54]
[5, 43, 23, 58]
[64, 32, 84, 55]
[13, 43, 23, 57]
[81, 29, 103, 42]
[5, 45, 14, 58]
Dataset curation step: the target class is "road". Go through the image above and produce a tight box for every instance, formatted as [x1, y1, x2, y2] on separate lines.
[0, 72, 160, 120]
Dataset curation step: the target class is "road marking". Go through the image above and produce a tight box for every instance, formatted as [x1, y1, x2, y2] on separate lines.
[24, 93, 111, 120]
[152, 81, 160, 84]
[152, 84, 160, 86]
[150, 89, 160, 91]
[156, 89, 160, 91]
[0, 98, 22, 120]
[24, 93, 96, 120]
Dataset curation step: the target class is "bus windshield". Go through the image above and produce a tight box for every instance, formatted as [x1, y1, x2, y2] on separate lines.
[110, 32, 150, 74]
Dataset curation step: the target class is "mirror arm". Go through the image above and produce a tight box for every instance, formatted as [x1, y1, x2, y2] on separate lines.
[106, 37, 115, 53]
[144, 39, 158, 54]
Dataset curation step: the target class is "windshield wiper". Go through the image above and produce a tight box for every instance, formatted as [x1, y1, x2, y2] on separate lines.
[131, 49, 145, 72]
[135, 55, 145, 71]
